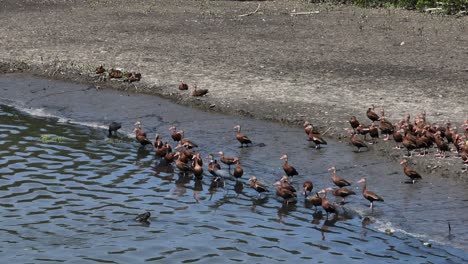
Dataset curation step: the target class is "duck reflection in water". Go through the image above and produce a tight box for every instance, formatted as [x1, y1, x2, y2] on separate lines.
[173, 172, 191, 196]
[208, 176, 224, 200]
[193, 179, 203, 204]
[321, 213, 338, 241]
[135, 147, 151, 165]
[277, 203, 297, 223]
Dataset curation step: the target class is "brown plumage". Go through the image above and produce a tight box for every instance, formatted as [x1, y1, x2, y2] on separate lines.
[155, 144, 167, 158]
[175, 152, 191, 174]
[402, 133, 417, 157]
[307, 192, 322, 210]
[169, 126, 182, 142]
[109, 68, 123, 79]
[133, 126, 152, 146]
[333, 187, 356, 203]
[191, 85, 208, 97]
[356, 124, 370, 139]
[154, 133, 163, 148]
[279, 176, 297, 193]
[393, 126, 404, 149]
[379, 116, 394, 141]
[399, 160, 422, 184]
[435, 132, 450, 158]
[95, 65, 106, 74]
[192, 156, 204, 180]
[350, 132, 368, 152]
[233, 159, 244, 179]
[358, 178, 384, 208]
[178, 80, 189, 90]
[207, 154, 222, 176]
[249, 176, 269, 197]
[308, 131, 327, 149]
[328, 166, 352, 188]
[124, 72, 141, 83]
[303, 121, 313, 135]
[369, 123, 379, 144]
[234, 125, 252, 147]
[319, 188, 336, 217]
[280, 154, 298, 178]
[164, 151, 175, 163]
[303, 181, 313, 196]
[274, 181, 297, 204]
[349, 116, 360, 132]
[367, 105, 380, 123]
[218, 151, 237, 170]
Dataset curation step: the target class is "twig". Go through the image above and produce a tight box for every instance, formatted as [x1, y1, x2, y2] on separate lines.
[290, 11, 320, 16]
[321, 127, 332, 136]
[238, 3, 260, 17]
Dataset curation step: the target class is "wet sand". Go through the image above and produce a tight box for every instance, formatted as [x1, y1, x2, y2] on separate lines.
[0, 0, 467, 175]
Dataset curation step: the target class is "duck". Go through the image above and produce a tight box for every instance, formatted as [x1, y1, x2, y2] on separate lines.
[318, 188, 336, 217]
[366, 105, 380, 123]
[154, 133, 164, 148]
[274, 181, 297, 204]
[399, 159, 422, 184]
[402, 133, 417, 157]
[434, 132, 449, 158]
[109, 68, 123, 79]
[356, 124, 370, 139]
[192, 152, 203, 167]
[108, 121, 121, 138]
[218, 151, 237, 170]
[248, 176, 269, 197]
[155, 143, 168, 158]
[392, 125, 404, 149]
[368, 123, 379, 144]
[164, 150, 175, 164]
[306, 192, 322, 210]
[192, 156, 204, 180]
[233, 158, 244, 179]
[135, 211, 151, 223]
[280, 154, 298, 179]
[303, 181, 313, 196]
[303, 121, 314, 135]
[207, 154, 222, 176]
[328, 166, 351, 188]
[191, 85, 208, 97]
[133, 126, 152, 146]
[233, 124, 252, 147]
[357, 178, 384, 208]
[96, 65, 106, 74]
[378, 115, 394, 141]
[308, 131, 327, 149]
[124, 71, 141, 83]
[178, 80, 189, 90]
[175, 152, 191, 174]
[349, 116, 360, 132]
[349, 131, 368, 152]
[169, 126, 182, 142]
[332, 187, 356, 203]
[279, 175, 297, 193]
[179, 130, 198, 149]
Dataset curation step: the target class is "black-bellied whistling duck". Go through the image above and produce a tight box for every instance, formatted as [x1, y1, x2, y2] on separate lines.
[308, 131, 327, 149]
[207, 154, 221, 176]
[357, 178, 384, 208]
[164, 151, 175, 164]
[368, 123, 379, 144]
[174, 147, 190, 163]
[463, 120, 468, 139]
[109, 68, 123, 79]
[96, 65, 106, 74]
[192, 156, 204, 180]
[399, 159, 422, 184]
[164, 142, 172, 154]
[304, 121, 313, 135]
[349, 131, 368, 152]
[248, 176, 269, 198]
[192, 153, 203, 167]
[356, 124, 370, 139]
[378, 116, 394, 141]
[318, 188, 336, 217]
[218, 151, 237, 170]
[179, 130, 198, 149]
[402, 132, 417, 157]
[108, 122, 121, 138]
[176, 144, 195, 161]
[460, 141, 468, 171]
[393, 125, 404, 149]
[303, 181, 313, 196]
[279, 175, 297, 193]
[191, 85, 208, 97]
[124, 71, 141, 83]
[367, 105, 380, 123]
[333, 187, 356, 203]
[280, 154, 298, 179]
[328, 166, 351, 188]
[233, 158, 243, 179]
[154, 133, 163, 148]
[135, 211, 151, 223]
[133, 127, 152, 146]
[274, 181, 297, 204]
[155, 143, 167, 158]
[175, 152, 191, 174]
[415, 133, 431, 156]
[349, 116, 360, 132]
[169, 126, 182, 142]
[434, 132, 449, 158]
[178, 80, 189, 90]
[306, 192, 322, 210]
[233, 125, 252, 147]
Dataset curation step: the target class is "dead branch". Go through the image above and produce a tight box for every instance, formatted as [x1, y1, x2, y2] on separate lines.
[321, 127, 333, 136]
[290, 11, 320, 16]
[238, 3, 261, 17]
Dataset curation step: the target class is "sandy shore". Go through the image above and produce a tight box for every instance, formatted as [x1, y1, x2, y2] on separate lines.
[0, 0, 467, 174]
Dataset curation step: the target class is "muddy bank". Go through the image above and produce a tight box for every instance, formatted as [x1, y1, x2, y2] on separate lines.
[0, 0, 467, 175]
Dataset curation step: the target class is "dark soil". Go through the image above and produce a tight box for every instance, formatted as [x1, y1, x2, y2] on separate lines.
[0, 0, 467, 175]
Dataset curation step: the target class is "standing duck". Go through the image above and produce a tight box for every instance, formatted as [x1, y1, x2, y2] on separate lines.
[434, 132, 449, 158]
[308, 131, 327, 149]
[191, 85, 208, 97]
[233, 158, 244, 179]
[328, 166, 351, 188]
[349, 131, 368, 152]
[318, 188, 336, 217]
[207, 154, 222, 176]
[233, 124, 252, 147]
[274, 181, 297, 205]
[379, 116, 394, 141]
[169, 126, 183, 142]
[366, 105, 380, 124]
[333, 187, 356, 203]
[179, 130, 198, 149]
[175, 152, 191, 175]
[108, 122, 121, 138]
[154, 133, 163, 148]
[393, 125, 404, 149]
[304, 121, 314, 135]
[279, 175, 297, 194]
[399, 160, 422, 184]
[357, 178, 384, 208]
[306, 192, 323, 211]
[218, 151, 237, 171]
[280, 154, 299, 180]
[133, 122, 152, 146]
[349, 116, 360, 132]
[192, 156, 204, 180]
[402, 133, 417, 157]
[248, 176, 269, 198]
[303, 181, 313, 196]
[368, 123, 379, 144]
[178, 80, 189, 90]
[356, 124, 370, 139]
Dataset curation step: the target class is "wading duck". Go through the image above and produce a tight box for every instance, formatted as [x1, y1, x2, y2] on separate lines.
[108, 122, 121, 138]
[133, 122, 152, 146]
[233, 158, 244, 179]
[308, 131, 327, 149]
[234, 124, 252, 147]
[178, 80, 189, 90]
[249, 176, 269, 197]
[357, 178, 384, 208]
[191, 85, 208, 97]
[318, 188, 336, 217]
[169, 126, 183, 142]
[399, 159, 422, 184]
[332, 187, 356, 203]
[175, 152, 191, 175]
[192, 156, 204, 180]
[274, 181, 297, 205]
[306, 192, 322, 210]
[280, 154, 298, 180]
[217, 151, 237, 170]
[303, 181, 313, 196]
[207, 154, 222, 176]
[328, 166, 351, 188]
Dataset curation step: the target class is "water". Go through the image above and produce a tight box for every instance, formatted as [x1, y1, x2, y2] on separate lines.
[0, 75, 467, 263]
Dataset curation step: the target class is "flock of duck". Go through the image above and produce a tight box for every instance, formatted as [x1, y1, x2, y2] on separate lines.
[110, 103, 468, 223]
